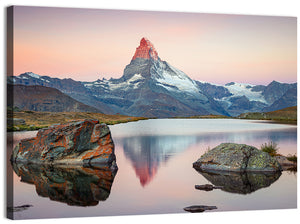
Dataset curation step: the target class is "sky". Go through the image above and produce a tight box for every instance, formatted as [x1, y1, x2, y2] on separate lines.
[12, 6, 297, 85]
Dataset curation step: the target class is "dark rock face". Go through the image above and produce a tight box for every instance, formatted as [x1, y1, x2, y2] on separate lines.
[193, 143, 282, 172]
[12, 163, 117, 206]
[263, 87, 297, 112]
[11, 120, 116, 166]
[196, 170, 281, 194]
[262, 81, 296, 104]
[225, 96, 268, 117]
[196, 81, 232, 99]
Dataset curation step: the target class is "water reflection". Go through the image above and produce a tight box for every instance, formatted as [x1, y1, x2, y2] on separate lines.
[118, 128, 295, 187]
[122, 135, 197, 186]
[195, 170, 282, 194]
[12, 163, 117, 206]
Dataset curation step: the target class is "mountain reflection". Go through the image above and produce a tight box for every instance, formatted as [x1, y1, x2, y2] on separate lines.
[119, 128, 295, 187]
[195, 170, 281, 194]
[12, 163, 117, 206]
[122, 135, 197, 186]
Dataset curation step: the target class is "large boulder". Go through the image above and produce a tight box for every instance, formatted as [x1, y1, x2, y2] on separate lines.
[193, 143, 282, 172]
[11, 119, 116, 166]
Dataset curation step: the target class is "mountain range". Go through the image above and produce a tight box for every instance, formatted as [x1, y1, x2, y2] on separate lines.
[8, 37, 297, 117]
[7, 84, 102, 113]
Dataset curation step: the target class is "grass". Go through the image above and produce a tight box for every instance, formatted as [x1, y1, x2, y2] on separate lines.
[7, 124, 48, 132]
[7, 110, 148, 132]
[286, 154, 297, 163]
[260, 141, 279, 157]
[238, 106, 297, 124]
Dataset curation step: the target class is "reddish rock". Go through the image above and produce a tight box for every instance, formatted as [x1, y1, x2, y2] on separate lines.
[11, 120, 116, 166]
[132, 37, 159, 61]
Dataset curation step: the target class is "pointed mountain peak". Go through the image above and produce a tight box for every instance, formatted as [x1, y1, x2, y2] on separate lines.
[132, 37, 159, 61]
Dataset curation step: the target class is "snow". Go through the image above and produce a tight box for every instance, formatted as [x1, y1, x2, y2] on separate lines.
[155, 64, 200, 94]
[128, 73, 143, 83]
[109, 74, 144, 90]
[223, 82, 267, 103]
[26, 72, 41, 79]
[109, 82, 128, 90]
[197, 80, 223, 86]
[84, 83, 96, 87]
[40, 78, 50, 83]
[84, 73, 145, 91]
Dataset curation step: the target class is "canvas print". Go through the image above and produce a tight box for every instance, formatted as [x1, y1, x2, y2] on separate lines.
[6, 6, 297, 220]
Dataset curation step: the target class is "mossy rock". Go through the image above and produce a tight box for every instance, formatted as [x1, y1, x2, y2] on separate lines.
[193, 143, 282, 172]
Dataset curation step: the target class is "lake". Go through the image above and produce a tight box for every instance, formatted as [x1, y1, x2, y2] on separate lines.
[8, 119, 297, 219]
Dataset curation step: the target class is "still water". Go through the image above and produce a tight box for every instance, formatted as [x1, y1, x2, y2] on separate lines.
[9, 119, 297, 219]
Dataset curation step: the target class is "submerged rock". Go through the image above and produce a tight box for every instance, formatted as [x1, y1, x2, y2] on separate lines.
[11, 119, 116, 166]
[184, 205, 217, 213]
[193, 143, 282, 172]
[195, 184, 223, 191]
[7, 204, 33, 213]
[275, 155, 296, 168]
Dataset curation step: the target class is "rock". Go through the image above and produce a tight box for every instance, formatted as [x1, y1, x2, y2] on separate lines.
[196, 170, 281, 194]
[184, 205, 217, 213]
[12, 163, 117, 206]
[275, 156, 296, 167]
[193, 143, 282, 172]
[7, 204, 33, 213]
[11, 119, 116, 166]
[195, 184, 223, 191]
[132, 37, 159, 61]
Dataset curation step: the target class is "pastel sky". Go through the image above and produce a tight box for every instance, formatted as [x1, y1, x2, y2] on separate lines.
[13, 6, 297, 85]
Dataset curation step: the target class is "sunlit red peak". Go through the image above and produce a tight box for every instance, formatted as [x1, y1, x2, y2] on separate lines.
[132, 37, 159, 61]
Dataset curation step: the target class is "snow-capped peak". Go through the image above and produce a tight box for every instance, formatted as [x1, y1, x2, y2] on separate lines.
[22, 72, 41, 79]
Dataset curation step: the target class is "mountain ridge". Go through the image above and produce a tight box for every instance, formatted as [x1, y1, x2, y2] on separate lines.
[7, 84, 102, 113]
[8, 38, 297, 117]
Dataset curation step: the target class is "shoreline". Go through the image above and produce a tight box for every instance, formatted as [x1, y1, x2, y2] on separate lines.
[7, 111, 148, 132]
[7, 109, 297, 132]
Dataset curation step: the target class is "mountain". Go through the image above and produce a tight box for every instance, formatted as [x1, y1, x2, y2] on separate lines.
[7, 84, 102, 113]
[197, 81, 296, 116]
[262, 81, 297, 104]
[263, 87, 297, 112]
[8, 38, 297, 117]
[7, 72, 114, 114]
[81, 37, 228, 117]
